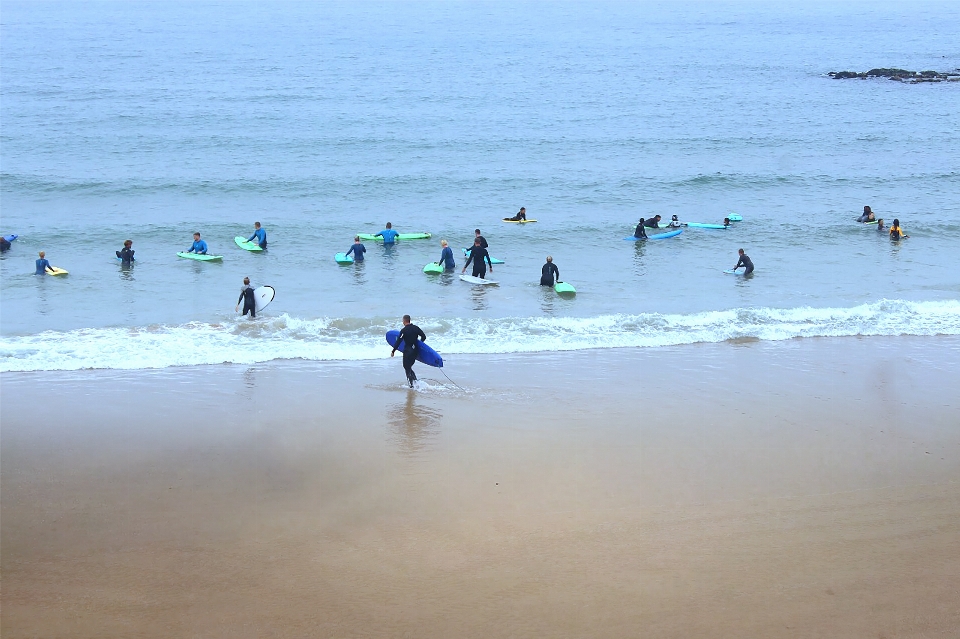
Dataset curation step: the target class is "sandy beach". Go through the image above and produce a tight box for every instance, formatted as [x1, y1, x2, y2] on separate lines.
[2, 336, 958, 638]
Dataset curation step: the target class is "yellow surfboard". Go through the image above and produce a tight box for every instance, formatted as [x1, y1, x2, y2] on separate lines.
[47, 266, 69, 276]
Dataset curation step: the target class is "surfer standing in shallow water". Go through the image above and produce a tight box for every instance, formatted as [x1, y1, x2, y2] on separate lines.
[391, 314, 427, 388]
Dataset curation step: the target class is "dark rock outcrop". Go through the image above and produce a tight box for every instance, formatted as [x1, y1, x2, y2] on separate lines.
[829, 68, 960, 83]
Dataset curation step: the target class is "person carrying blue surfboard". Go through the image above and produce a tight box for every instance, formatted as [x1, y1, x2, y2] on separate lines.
[186, 232, 208, 255]
[437, 239, 455, 270]
[246, 222, 267, 249]
[391, 314, 427, 388]
[375, 222, 399, 244]
[346, 236, 366, 262]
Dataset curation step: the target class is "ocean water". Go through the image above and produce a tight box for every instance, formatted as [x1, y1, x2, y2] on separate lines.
[2, 0, 959, 372]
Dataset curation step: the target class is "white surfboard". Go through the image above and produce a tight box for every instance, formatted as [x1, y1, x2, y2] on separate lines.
[255, 285, 275, 311]
[460, 274, 497, 285]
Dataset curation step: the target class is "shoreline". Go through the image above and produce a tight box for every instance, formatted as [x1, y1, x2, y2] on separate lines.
[2, 335, 959, 637]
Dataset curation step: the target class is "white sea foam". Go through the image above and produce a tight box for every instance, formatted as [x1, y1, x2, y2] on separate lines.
[1, 299, 958, 372]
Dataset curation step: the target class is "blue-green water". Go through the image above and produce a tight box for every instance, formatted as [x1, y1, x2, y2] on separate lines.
[2, 1, 959, 371]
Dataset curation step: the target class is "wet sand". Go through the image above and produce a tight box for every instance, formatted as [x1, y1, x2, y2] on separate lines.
[2, 336, 959, 638]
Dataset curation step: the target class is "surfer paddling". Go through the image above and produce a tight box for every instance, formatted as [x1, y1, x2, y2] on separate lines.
[391, 314, 427, 388]
[504, 207, 527, 222]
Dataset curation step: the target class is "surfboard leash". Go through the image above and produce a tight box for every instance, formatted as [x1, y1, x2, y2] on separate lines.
[439, 368, 466, 392]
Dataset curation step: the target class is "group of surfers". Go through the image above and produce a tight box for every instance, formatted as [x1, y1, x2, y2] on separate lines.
[855, 206, 909, 239]
[344, 218, 566, 286]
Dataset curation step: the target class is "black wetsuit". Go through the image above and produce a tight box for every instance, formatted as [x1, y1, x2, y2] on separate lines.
[238, 285, 257, 317]
[540, 262, 559, 286]
[474, 235, 488, 250]
[116, 247, 135, 264]
[735, 253, 754, 274]
[643, 218, 661, 229]
[505, 213, 526, 221]
[396, 323, 427, 386]
[0, 237, 10, 252]
[634, 223, 648, 239]
[464, 246, 493, 278]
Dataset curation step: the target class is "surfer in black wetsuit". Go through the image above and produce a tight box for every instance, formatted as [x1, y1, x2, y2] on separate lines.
[462, 238, 493, 279]
[643, 215, 662, 229]
[540, 256, 559, 286]
[391, 314, 427, 388]
[634, 219, 649, 239]
[236, 277, 257, 318]
[116, 239, 135, 264]
[504, 207, 527, 222]
[733, 248, 754, 275]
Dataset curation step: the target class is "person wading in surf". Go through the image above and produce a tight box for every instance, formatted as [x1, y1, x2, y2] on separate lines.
[462, 238, 493, 279]
[391, 314, 427, 388]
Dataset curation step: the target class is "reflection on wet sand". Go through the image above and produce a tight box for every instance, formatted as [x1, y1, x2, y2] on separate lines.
[387, 391, 442, 459]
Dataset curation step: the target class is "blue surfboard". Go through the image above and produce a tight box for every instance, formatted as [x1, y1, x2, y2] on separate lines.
[623, 229, 683, 241]
[386, 330, 444, 368]
[3, 234, 18, 243]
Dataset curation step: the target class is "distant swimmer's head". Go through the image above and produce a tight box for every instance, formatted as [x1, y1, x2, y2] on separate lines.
[520, 207, 526, 212]
[724, 218, 731, 224]
[474, 229, 481, 235]
[546, 256, 553, 262]
[672, 215, 678, 221]
[653, 215, 662, 221]
[254, 222, 261, 229]
[402, 314, 411, 325]
[243, 277, 250, 285]
[386, 222, 392, 229]
[738, 248, 745, 255]
[638, 218, 645, 223]
[193, 232, 201, 239]
[441, 239, 448, 247]
[892, 218, 900, 226]
[124, 239, 132, 247]
[38, 251, 45, 258]
[474, 238, 482, 246]
[864, 206, 873, 214]
[354, 236, 361, 242]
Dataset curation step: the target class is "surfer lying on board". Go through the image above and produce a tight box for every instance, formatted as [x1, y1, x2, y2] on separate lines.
[246, 222, 267, 249]
[116, 240, 135, 264]
[375, 222, 399, 244]
[462, 238, 493, 279]
[186, 232, 208, 255]
[504, 207, 527, 222]
[634, 220, 649, 239]
[643, 215, 662, 229]
[856, 206, 876, 223]
[236, 277, 256, 318]
[35, 251, 53, 275]
[391, 314, 427, 388]
[733, 248, 754, 275]
[346, 236, 366, 262]
[540, 256, 560, 286]
[437, 239, 455, 270]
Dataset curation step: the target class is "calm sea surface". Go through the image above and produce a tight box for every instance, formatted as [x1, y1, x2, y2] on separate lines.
[2, 1, 959, 371]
